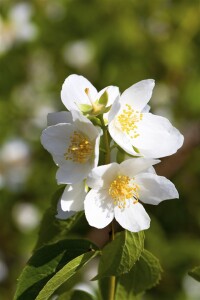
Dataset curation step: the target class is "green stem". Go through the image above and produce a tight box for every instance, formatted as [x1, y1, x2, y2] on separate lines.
[99, 115, 110, 164]
[99, 115, 115, 299]
[108, 221, 116, 300]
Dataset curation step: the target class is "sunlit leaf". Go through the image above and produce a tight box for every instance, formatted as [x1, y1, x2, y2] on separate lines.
[93, 230, 144, 279]
[35, 251, 98, 300]
[14, 239, 98, 300]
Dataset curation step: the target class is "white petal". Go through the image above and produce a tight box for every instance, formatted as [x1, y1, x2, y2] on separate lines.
[93, 130, 101, 168]
[142, 104, 151, 113]
[145, 166, 156, 174]
[119, 158, 160, 177]
[134, 113, 184, 158]
[84, 189, 114, 229]
[47, 111, 72, 126]
[97, 86, 120, 106]
[108, 120, 137, 156]
[56, 160, 91, 184]
[56, 209, 75, 220]
[41, 124, 73, 156]
[86, 163, 119, 189]
[114, 201, 150, 232]
[108, 95, 121, 123]
[60, 182, 86, 211]
[120, 79, 155, 111]
[135, 173, 179, 205]
[61, 74, 97, 111]
[72, 110, 102, 141]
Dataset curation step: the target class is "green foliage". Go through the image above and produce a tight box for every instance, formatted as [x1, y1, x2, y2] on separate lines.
[115, 249, 162, 298]
[78, 104, 93, 114]
[188, 266, 200, 282]
[94, 230, 144, 279]
[98, 90, 108, 106]
[35, 251, 98, 300]
[14, 239, 99, 300]
[1, 0, 200, 299]
[35, 187, 84, 249]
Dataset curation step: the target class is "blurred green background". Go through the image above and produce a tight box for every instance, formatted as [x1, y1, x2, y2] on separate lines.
[0, 0, 200, 299]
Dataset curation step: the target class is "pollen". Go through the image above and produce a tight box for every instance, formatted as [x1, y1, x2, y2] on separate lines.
[117, 104, 143, 138]
[109, 175, 140, 209]
[64, 131, 93, 163]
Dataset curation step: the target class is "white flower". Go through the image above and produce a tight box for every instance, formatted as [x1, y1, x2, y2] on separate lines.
[84, 158, 179, 232]
[108, 80, 184, 158]
[56, 181, 86, 219]
[61, 74, 119, 115]
[41, 110, 101, 184]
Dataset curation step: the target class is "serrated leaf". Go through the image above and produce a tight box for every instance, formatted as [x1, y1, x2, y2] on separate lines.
[115, 249, 162, 298]
[58, 289, 94, 300]
[35, 188, 84, 249]
[94, 230, 144, 279]
[35, 251, 98, 300]
[14, 239, 98, 300]
[188, 266, 200, 282]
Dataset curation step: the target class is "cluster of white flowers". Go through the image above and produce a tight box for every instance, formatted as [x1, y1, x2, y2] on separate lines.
[41, 74, 184, 232]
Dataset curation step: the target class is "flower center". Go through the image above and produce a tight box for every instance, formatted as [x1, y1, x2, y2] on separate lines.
[64, 131, 93, 163]
[109, 175, 140, 209]
[117, 104, 143, 138]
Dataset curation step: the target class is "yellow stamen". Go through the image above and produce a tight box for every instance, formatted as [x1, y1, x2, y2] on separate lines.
[117, 104, 143, 138]
[109, 175, 140, 209]
[64, 131, 93, 163]
[85, 87, 93, 105]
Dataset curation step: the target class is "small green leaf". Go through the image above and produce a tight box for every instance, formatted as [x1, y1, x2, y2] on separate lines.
[116, 148, 126, 164]
[88, 116, 102, 126]
[94, 230, 144, 279]
[35, 251, 98, 300]
[115, 249, 162, 298]
[14, 239, 98, 300]
[58, 289, 94, 300]
[188, 266, 200, 282]
[78, 104, 93, 113]
[102, 105, 111, 113]
[35, 188, 84, 249]
[132, 145, 140, 154]
[98, 90, 108, 106]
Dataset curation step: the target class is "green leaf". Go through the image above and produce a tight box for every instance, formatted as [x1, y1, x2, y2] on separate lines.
[78, 104, 93, 113]
[35, 188, 84, 249]
[94, 230, 144, 279]
[188, 266, 200, 282]
[132, 146, 140, 154]
[58, 289, 94, 300]
[88, 116, 102, 126]
[98, 277, 110, 300]
[115, 249, 162, 298]
[98, 90, 108, 106]
[35, 251, 98, 300]
[116, 148, 126, 164]
[14, 239, 98, 300]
